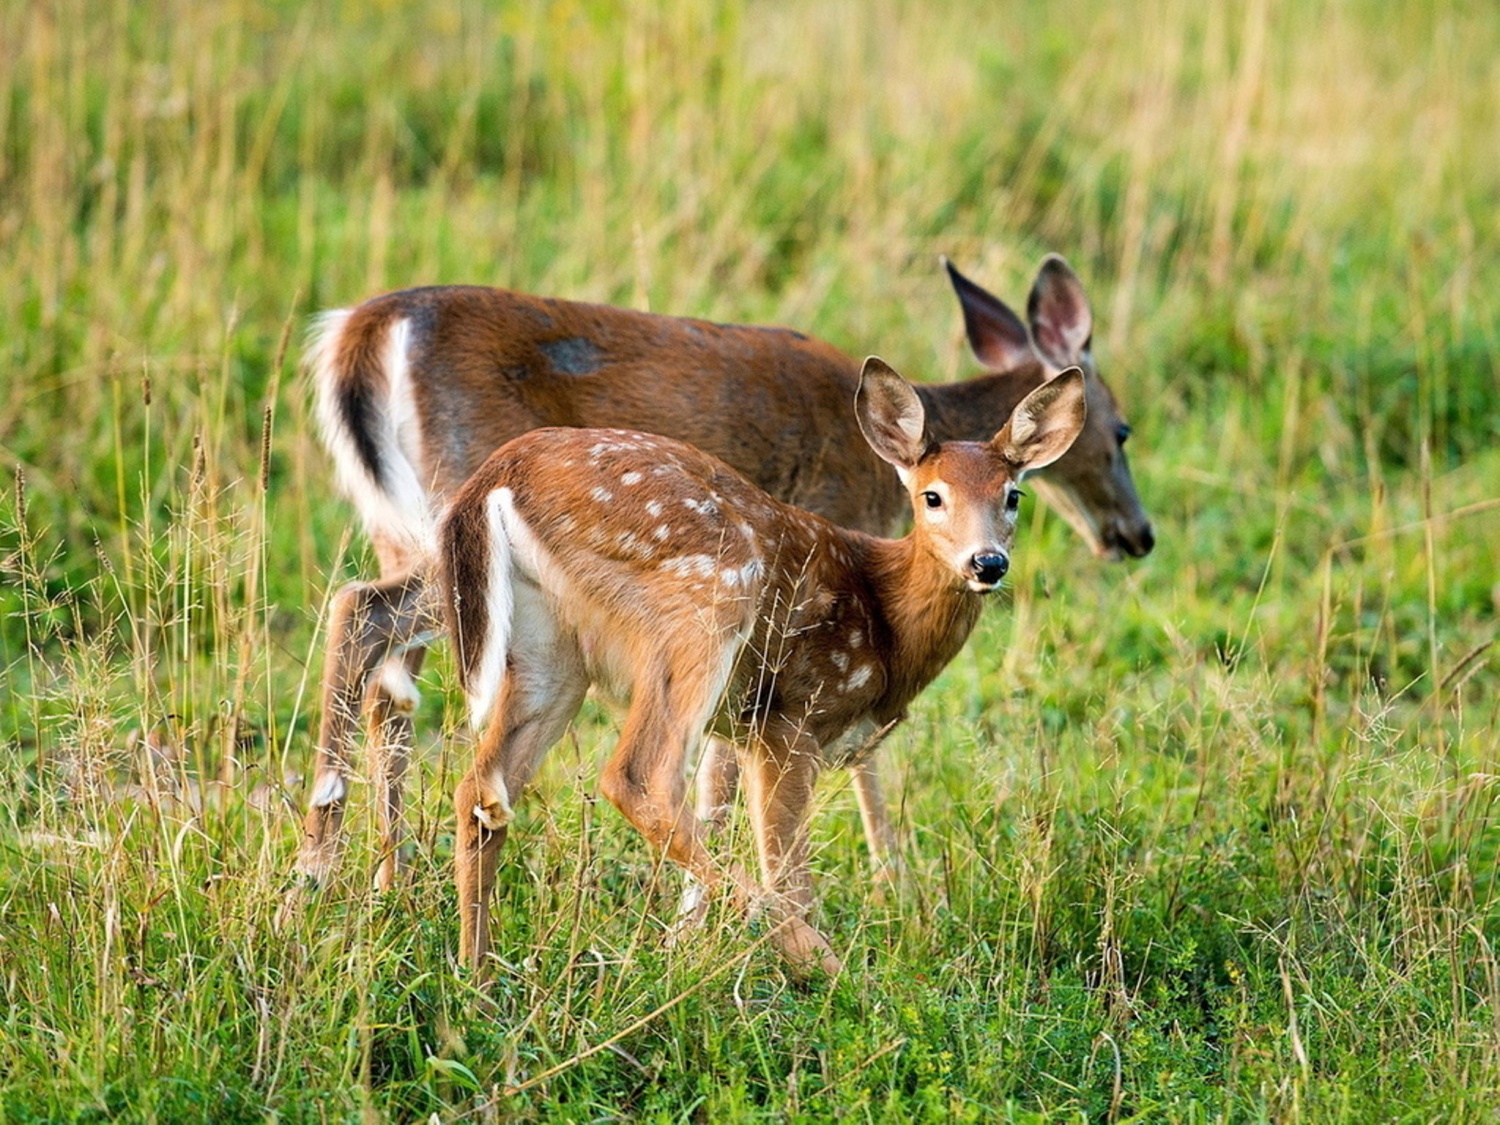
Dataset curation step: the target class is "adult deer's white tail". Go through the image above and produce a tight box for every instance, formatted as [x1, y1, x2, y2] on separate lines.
[308, 309, 437, 555]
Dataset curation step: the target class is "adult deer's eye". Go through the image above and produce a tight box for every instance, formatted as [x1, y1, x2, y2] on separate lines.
[1006, 488, 1025, 512]
[922, 491, 943, 510]
[1116, 423, 1132, 446]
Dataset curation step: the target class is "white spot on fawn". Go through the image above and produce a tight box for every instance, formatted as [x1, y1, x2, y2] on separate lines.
[617, 532, 653, 556]
[663, 554, 718, 578]
[844, 665, 873, 692]
[621, 471, 642, 486]
[710, 559, 762, 589]
[646, 499, 664, 517]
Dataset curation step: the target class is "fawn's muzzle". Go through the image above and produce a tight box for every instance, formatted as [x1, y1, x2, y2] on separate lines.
[969, 553, 1009, 588]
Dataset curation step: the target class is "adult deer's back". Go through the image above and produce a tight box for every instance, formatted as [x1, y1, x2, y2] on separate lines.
[312, 288, 907, 559]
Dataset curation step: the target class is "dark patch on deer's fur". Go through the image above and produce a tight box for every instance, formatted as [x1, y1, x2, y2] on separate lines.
[540, 336, 603, 376]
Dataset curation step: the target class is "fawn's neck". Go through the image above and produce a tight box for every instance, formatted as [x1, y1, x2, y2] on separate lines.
[862, 534, 986, 721]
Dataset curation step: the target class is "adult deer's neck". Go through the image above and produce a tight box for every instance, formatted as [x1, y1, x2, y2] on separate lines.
[914, 364, 1048, 444]
[863, 534, 986, 722]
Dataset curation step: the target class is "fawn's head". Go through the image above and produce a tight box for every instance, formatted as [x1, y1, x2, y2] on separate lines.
[855, 357, 1087, 593]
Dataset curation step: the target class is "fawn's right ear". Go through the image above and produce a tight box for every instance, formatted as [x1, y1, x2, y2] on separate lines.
[994, 367, 1088, 474]
[856, 356, 931, 476]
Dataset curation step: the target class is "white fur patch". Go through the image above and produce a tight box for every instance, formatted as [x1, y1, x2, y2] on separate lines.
[663, 553, 718, 578]
[466, 489, 517, 733]
[474, 772, 514, 830]
[621, 471, 642, 486]
[1009, 402, 1038, 446]
[675, 878, 707, 922]
[376, 659, 421, 713]
[844, 665, 873, 692]
[309, 772, 348, 808]
[616, 531, 653, 557]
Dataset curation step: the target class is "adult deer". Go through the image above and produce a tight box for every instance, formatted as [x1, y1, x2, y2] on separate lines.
[299, 257, 1151, 890]
[440, 359, 1088, 975]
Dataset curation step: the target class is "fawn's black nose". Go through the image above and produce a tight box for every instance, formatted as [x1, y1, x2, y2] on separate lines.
[970, 553, 1009, 587]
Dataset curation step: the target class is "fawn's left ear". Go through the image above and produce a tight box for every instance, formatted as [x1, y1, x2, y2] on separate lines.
[856, 356, 931, 475]
[993, 367, 1088, 474]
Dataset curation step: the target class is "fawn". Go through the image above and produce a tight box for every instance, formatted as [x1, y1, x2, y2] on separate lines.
[438, 357, 1087, 975]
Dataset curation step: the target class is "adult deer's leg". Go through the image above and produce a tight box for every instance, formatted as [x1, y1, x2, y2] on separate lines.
[296, 565, 438, 885]
[694, 736, 742, 833]
[369, 644, 427, 891]
[674, 735, 743, 929]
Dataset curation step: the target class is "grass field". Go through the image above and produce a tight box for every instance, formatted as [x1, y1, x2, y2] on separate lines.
[2, 0, 1498, 1120]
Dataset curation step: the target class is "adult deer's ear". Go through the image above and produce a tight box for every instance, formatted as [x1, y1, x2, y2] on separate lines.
[1027, 254, 1093, 368]
[856, 357, 931, 477]
[943, 256, 1033, 372]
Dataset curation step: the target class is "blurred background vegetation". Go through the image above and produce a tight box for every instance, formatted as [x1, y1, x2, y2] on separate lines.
[0, 0, 1497, 1120]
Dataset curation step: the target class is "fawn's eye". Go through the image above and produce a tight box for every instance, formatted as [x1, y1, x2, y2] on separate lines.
[922, 490, 943, 510]
[1005, 488, 1025, 512]
[1116, 423, 1132, 447]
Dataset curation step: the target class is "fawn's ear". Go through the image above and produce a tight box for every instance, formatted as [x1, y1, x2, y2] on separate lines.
[943, 256, 1033, 372]
[1027, 254, 1093, 368]
[856, 357, 931, 476]
[993, 367, 1088, 474]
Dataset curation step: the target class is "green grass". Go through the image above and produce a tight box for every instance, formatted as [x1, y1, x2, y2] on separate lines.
[2, 0, 1498, 1119]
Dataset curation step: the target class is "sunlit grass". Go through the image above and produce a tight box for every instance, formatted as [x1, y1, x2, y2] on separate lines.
[1, 0, 1497, 1120]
